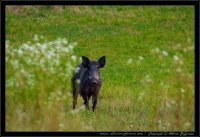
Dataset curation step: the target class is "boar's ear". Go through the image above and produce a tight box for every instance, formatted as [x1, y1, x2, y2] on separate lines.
[82, 56, 90, 68]
[98, 56, 106, 68]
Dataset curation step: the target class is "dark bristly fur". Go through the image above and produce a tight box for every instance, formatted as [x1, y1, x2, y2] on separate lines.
[72, 56, 106, 111]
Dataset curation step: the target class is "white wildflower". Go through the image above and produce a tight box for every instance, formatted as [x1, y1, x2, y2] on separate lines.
[66, 63, 74, 70]
[55, 60, 60, 66]
[166, 123, 171, 127]
[188, 46, 194, 51]
[127, 58, 133, 65]
[40, 35, 44, 39]
[36, 42, 41, 47]
[179, 60, 184, 65]
[171, 100, 175, 105]
[173, 55, 179, 61]
[183, 48, 187, 52]
[67, 92, 71, 96]
[75, 67, 80, 73]
[48, 42, 53, 46]
[7, 35, 79, 88]
[183, 122, 191, 128]
[55, 39, 62, 45]
[56, 97, 60, 101]
[63, 47, 69, 53]
[59, 123, 64, 129]
[68, 44, 74, 50]
[11, 60, 19, 66]
[187, 38, 191, 43]
[18, 49, 23, 55]
[180, 88, 185, 93]
[145, 75, 152, 83]
[28, 46, 35, 52]
[34, 34, 39, 41]
[138, 92, 144, 100]
[162, 51, 168, 56]
[6, 40, 9, 45]
[73, 42, 77, 46]
[138, 56, 144, 60]
[41, 44, 47, 50]
[166, 101, 171, 108]
[62, 39, 68, 44]
[71, 55, 77, 62]
[21, 43, 29, 49]
[79, 105, 85, 110]
[176, 68, 182, 72]
[155, 47, 160, 53]
[176, 43, 181, 48]
[57, 91, 62, 96]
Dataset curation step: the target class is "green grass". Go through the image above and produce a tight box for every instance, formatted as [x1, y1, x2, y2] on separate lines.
[6, 6, 194, 131]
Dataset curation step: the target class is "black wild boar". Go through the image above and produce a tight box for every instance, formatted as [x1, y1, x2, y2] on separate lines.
[72, 56, 106, 111]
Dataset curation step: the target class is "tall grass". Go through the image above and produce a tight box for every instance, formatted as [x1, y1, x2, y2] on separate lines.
[6, 6, 194, 131]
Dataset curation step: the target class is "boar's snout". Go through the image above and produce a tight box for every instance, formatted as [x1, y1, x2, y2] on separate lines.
[90, 80, 98, 86]
[88, 76, 100, 86]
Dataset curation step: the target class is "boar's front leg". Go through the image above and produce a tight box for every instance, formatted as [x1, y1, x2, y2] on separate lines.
[92, 87, 100, 111]
[72, 78, 78, 109]
[92, 94, 98, 112]
[83, 96, 89, 110]
[72, 89, 78, 109]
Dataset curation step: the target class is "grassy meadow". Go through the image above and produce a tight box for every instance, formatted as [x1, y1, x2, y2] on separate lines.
[5, 6, 194, 131]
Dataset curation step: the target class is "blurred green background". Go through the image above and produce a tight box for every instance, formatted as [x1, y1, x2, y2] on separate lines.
[6, 6, 194, 131]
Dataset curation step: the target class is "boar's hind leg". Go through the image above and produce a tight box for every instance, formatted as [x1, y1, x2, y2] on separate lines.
[72, 80, 78, 109]
[72, 90, 78, 109]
